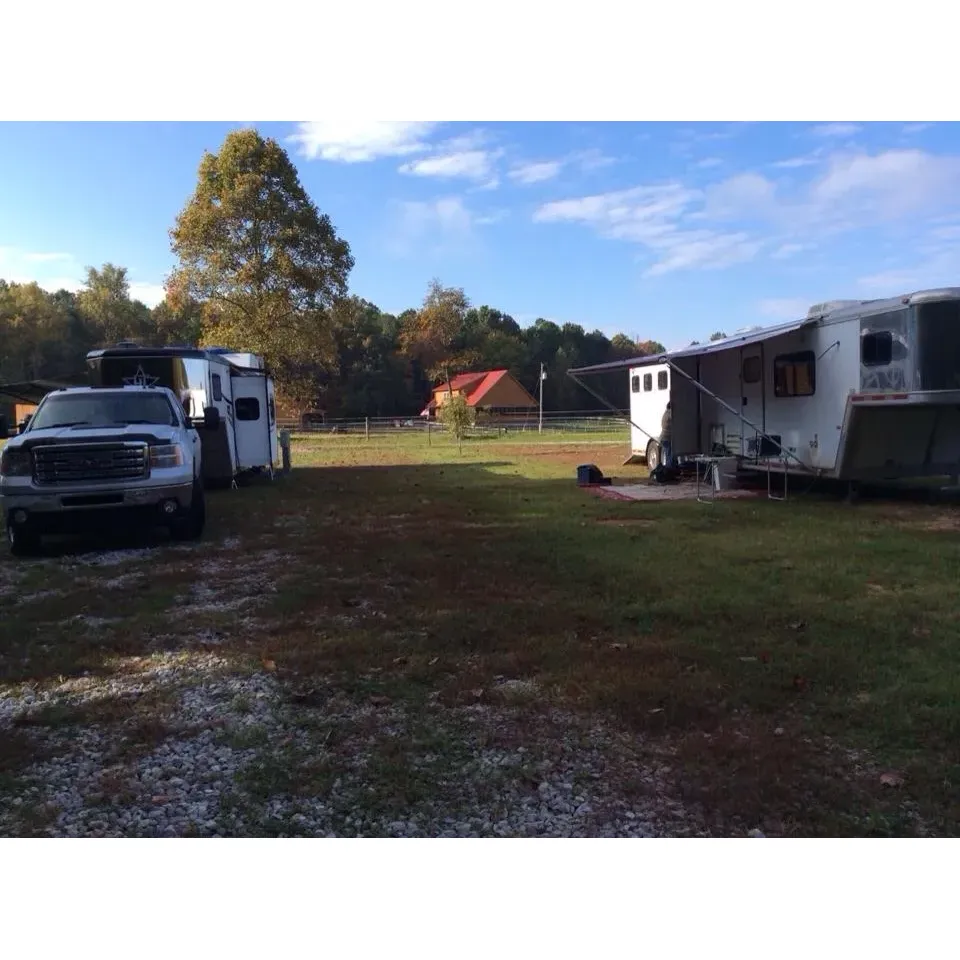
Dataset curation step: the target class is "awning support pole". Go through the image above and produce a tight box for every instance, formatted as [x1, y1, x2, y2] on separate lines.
[567, 370, 657, 445]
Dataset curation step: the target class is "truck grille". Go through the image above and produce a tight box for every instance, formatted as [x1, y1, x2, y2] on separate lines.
[32, 442, 149, 485]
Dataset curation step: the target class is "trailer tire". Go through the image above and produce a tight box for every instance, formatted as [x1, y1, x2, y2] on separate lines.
[646, 439, 661, 472]
[170, 479, 206, 541]
[7, 521, 41, 558]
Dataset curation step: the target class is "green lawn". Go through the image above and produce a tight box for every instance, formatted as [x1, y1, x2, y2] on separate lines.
[2, 430, 959, 835]
[284, 433, 960, 834]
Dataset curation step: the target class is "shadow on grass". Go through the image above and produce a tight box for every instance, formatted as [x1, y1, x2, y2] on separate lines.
[3, 459, 960, 834]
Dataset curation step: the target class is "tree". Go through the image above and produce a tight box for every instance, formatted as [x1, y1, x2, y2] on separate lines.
[76, 264, 151, 346]
[399, 279, 474, 399]
[709, 331, 728, 341]
[437, 391, 475, 453]
[609, 333, 638, 358]
[151, 296, 204, 346]
[635, 338, 666, 355]
[168, 128, 354, 404]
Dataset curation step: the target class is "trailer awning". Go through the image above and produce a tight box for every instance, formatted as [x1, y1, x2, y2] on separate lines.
[569, 317, 817, 376]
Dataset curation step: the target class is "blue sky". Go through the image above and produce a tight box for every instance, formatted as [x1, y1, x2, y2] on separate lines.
[1, 120, 959, 348]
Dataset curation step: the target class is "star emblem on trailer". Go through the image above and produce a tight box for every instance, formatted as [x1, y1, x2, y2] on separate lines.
[122, 365, 160, 387]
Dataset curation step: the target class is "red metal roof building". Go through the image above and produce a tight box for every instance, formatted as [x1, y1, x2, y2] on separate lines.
[420, 369, 538, 418]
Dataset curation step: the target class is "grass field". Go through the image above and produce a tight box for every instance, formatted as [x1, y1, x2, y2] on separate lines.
[2, 430, 960, 836]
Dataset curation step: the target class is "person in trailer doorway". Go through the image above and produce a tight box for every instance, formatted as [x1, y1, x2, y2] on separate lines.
[660, 401, 673, 468]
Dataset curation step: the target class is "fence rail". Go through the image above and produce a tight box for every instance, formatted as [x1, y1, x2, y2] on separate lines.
[278, 410, 630, 438]
[279, 413, 629, 449]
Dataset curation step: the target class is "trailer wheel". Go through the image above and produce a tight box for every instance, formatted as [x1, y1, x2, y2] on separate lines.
[646, 439, 661, 472]
[7, 521, 41, 558]
[170, 479, 206, 541]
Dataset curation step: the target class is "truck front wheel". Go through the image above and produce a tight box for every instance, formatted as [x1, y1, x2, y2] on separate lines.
[169, 478, 206, 541]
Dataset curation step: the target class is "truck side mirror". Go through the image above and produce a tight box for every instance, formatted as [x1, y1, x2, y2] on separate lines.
[18, 415, 32, 434]
[203, 406, 221, 430]
[0, 416, 8, 440]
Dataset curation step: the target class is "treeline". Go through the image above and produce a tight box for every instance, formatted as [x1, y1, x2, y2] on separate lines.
[0, 269, 663, 416]
[1, 128, 667, 418]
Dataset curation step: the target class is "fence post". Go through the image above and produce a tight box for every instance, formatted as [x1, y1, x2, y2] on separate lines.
[365, 417, 370, 441]
[279, 429, 291, 474]
[427, 420, 431, 446]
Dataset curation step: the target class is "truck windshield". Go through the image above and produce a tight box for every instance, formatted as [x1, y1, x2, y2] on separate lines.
[29, 393, 178, 431]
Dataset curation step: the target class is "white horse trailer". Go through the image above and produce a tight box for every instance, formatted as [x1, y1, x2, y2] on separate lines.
[627, 361, 672, 468]
[86, 345, 279, 487]
[570, 287, 960, 486]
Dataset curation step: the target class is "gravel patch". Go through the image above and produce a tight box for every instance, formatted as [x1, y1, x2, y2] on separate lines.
[61, 548, 161, 569]
[0, 645, 711, 836]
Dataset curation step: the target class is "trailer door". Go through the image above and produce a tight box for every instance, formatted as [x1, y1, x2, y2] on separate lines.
[739, 345, 765, 457]
[231, 375, 271, 470]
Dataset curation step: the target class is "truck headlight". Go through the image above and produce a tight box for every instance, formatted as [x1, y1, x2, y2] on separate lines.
[0, 447, 32, 477]
[149, 443, 185, 469]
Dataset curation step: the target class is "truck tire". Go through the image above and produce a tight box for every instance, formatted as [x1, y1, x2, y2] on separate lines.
[7, 521, 41, 558]
[170, 478, 206, 541]
[646, 439, 661, 472]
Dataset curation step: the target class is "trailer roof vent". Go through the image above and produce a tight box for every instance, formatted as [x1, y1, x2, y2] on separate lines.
[806, 300, 861, 318]
[114, 340, 140, 348]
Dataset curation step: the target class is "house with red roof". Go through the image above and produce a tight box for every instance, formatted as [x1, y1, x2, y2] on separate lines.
[420, 369, 538, 419]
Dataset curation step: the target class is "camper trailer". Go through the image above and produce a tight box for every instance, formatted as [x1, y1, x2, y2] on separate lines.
[571, 287, 960, 485]
[85, 344, 279, 486]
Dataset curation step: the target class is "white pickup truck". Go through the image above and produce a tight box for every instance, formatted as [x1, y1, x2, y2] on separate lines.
[0, 384, 212, 556]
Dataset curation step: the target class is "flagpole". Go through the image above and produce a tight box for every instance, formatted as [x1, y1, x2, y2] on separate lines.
[538, 362, 545, 434]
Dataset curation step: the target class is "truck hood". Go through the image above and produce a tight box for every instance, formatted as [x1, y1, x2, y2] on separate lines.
[12, 424, 181, 449]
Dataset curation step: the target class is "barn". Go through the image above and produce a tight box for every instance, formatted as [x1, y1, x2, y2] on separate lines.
[420, 369, 538, 420]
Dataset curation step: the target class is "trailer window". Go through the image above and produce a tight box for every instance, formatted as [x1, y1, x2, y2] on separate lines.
[235, 397, 261, 421]
[861, 331, 893, 366]
[657, 370, 668, 390]
[643, 374, 653, 392]
[211, 374, 223, 402]
[631, 375, 640, 393]
[773, 351, 815, 397]
[742, 355, 761, 384]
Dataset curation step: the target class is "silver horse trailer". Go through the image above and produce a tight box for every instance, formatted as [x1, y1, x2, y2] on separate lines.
[570, 287, 960, 486]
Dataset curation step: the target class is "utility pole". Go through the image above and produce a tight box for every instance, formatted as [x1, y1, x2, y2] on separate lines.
[538, 362, 546, 434]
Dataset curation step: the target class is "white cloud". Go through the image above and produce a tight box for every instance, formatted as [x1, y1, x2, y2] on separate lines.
[289, 121, 439, 162]
[386, 195, 501, 257]
[397, 131, 503, 187]
[695, 157, 723, 169]
[757, 298, 812, 320]
[903, 122, 934, 135]
[509, 160, 562, 185]
[772, 151, 823, 169]
[505, 148, 617, 189]
[0, 247, 165, 306]
[571, 148, 617, 172]
[402, 196, 473, 233]
[857, 245, 960, 296]
[534, 182, 762, 276]
[644, 232, 761, 277]
[771, 242, 816, 260]
[810, 123, 861, 138]
[401, 149, 498, 183]
[702, 172, 777, 220]
[128, 283, 166, 307]
[532, 146, 960, 278]
[809, 149, 960, 222]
